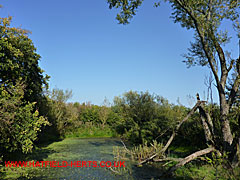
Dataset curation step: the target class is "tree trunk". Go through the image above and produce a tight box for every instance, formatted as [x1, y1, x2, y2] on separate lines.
[198, 104, 214, 145]
[220, 100, 233, 150]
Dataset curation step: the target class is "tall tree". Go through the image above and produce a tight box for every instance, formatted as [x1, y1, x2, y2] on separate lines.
[107, 0, 240, 162]
[0, 10, 50, 156]
[0, 16, 49, 104]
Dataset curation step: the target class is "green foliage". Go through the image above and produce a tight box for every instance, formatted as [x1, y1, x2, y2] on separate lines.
[200, 152, 240, 180]
[130, 140, 164, 163]
[0, 17, 49, 103]
[175, 112, 206, 148]
[113, 91, 184, 144]
[0, 14, 51, 157]
[107, 0, 143, 24]
[43, 88, 76, 136]
[174, 164, 216, 180]
[64, 122, 117, 138]
[0, 82, 49, 155]
[228, 106, 240, 140]
[174, 0, 240, 68]
[43, 88, 119, 138]
[79, 104, 101, 124]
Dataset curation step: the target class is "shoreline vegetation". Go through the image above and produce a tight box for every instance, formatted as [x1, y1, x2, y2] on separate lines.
[1, 1, 240, 179]
[2, 136, 240, 180]
[1, 89, 239, 179]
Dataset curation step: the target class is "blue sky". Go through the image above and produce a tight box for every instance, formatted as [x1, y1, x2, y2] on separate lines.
[1, 0, 238, 106]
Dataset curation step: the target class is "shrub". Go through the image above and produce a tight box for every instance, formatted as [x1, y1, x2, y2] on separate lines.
[0, 82, 49, 156]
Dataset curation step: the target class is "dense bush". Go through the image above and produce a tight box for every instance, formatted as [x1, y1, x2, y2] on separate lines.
[112, 91, 185, 144]
[40, 89, 240, 153]
[0, 83, 49, 156]
[176, 117, 205, 150]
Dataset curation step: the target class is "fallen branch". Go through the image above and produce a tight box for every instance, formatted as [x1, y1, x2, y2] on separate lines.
[138, 101, 202, 165]
[120, 139, 131, 153]
[166, 146, 215, 174]
[161, 101, 202, 154]
[109, 167, 121, 174]
[137, 152, 161, 165]
[153, 157, 183, 162]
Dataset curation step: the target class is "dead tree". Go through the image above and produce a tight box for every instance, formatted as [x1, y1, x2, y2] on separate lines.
[137, 94, 218, 174]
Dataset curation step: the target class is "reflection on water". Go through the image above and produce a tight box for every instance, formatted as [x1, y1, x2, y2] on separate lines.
[32, 138, 174, 180]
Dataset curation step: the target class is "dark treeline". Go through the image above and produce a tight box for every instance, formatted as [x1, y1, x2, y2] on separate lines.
[1, 71, 229, 162]
[38, 89, 240, 151]
[2, 78, 239, 162]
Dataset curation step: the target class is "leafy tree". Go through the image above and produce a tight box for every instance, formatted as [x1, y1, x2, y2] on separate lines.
[79, 105, 101, 124]
[45, 88, 76, 136]
[0, 13, 50, 149]
[0, 16, 49, 103]
[113, 91, 182, 144]
[107, 0, 240, 155]
[0, 9, 50, 157]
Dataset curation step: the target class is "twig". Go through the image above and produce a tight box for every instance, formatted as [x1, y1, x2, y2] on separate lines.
[120, 139, 130, 153]
[155, 128, 170, 140]
[109, 167, 121, 174]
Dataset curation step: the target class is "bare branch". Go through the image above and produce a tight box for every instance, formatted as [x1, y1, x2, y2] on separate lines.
[155, 127, 170, 140]
[137, 152, 160, 165]
[160, 101, 202, 154]
[137, 101, 203, 165]
[166, 146, 215, 174]
[228, 74, 240, 107]
[120, 139, 131, 153]
[108, 167, 121, 174]
[227, 59, 234, 72]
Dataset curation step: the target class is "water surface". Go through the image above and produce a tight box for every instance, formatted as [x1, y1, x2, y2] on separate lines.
[30, 138, 172, 180]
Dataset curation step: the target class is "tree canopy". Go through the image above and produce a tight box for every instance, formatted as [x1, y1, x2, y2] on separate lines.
[0, 16, 49, 103]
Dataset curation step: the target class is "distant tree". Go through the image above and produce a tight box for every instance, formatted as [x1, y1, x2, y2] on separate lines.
[46, 88, 75, 135]
[99, 97, 111, 126]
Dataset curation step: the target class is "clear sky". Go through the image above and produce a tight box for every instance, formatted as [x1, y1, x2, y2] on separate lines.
[1, 0, 239, 106]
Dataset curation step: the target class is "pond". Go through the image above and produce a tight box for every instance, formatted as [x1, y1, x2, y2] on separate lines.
[7, 138, 175, 180]
[35, 138, 128, 180]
